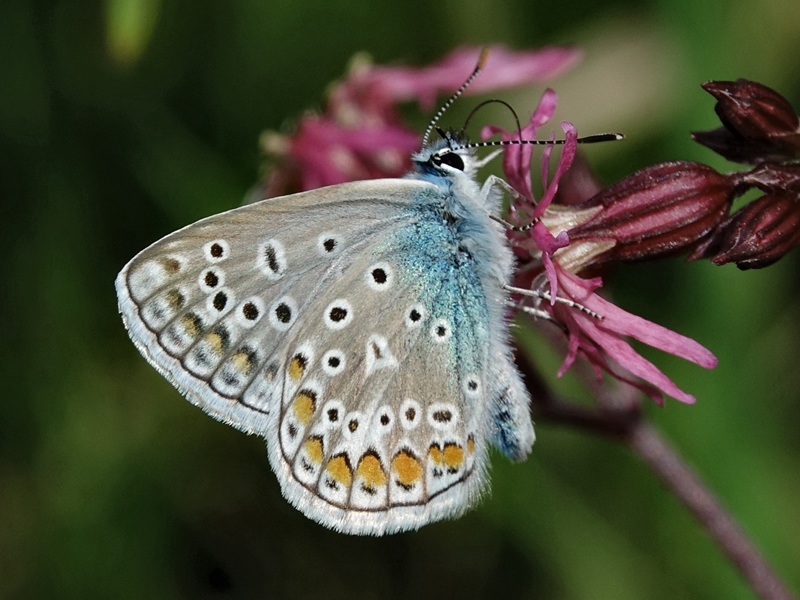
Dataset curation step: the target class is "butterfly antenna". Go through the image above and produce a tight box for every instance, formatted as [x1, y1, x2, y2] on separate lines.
[421, 47, 490, 148]
[461, 132, 624, 152]
[461, 98, 524, 140]
[457, 95, 623, 152]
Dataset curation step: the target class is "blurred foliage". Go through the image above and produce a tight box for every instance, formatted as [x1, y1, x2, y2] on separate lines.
[2, 0, 799, 599]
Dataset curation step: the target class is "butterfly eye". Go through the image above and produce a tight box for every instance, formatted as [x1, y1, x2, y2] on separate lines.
[431, 151, 465, 171]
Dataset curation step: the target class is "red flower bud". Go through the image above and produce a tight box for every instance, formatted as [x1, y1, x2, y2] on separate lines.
[701, 193, 800, 269]
[693, 80, 800, 163]
[566, 162, 735, 263]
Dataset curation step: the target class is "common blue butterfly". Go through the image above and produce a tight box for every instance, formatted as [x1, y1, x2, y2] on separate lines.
[115, 51, 541, 535]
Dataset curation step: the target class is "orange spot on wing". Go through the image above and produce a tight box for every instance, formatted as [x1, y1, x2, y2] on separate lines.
[326, 454, 352, 487]
[357, 453, 386, 488]
[392, 450, 423, 488]
[231, 350, 254, 375]
[443, 443, 464, 471]
[292, 390, 317, 425]
[304, 436, 324, 464]
[180, 313, 202, 338]
[288, 355, 306, 381]
[205, 332, 225, 356]
[429, 443, 443, 465]
[166, 289, 184, 310]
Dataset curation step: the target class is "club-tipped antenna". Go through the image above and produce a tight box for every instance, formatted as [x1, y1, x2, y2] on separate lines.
[421, 47, 490, 148]
[459, 99, 623, 148]
[457, 132, 624, 151]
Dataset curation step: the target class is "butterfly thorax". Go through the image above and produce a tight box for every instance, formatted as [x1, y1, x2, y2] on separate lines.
[407, 135, 513, 290]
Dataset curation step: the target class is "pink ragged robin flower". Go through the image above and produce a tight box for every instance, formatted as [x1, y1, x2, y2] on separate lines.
[261, 45, 581, 197]
[497, 78, 799, 400]
[549, 264, 717, 405]
[489, 90, 718, 404]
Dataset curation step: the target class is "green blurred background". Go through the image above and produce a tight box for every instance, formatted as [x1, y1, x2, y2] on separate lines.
[2, 0, 799, 598]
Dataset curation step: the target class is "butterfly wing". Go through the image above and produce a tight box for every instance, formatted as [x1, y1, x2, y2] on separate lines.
[116, 179, 425, 435]
[116, 178, 519, 534]
[270, 209, 498, 534]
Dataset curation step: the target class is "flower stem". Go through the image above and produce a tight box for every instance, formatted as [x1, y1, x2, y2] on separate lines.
[517, 352, 796, 600]
[626, 422, 795, 600]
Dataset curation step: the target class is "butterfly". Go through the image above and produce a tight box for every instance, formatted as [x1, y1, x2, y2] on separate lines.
[115, 54, 539, 535]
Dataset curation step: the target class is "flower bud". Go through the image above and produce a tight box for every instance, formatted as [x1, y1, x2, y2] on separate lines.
[702, 193, 800, 269]
[565, 161, 735, 264]
[693, 80, 800, 163]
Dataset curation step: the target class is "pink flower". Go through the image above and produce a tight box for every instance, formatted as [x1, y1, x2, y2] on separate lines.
[481, 90, 575, 300]
[492, 95, 718, 404]
[262, 45, 581, 197]
[261, 116, 419, 196]
[333, 45, 581, 112]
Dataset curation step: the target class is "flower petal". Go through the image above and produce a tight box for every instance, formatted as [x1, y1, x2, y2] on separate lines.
[349, 45, 581, 110]
[547, 264, 717, 404]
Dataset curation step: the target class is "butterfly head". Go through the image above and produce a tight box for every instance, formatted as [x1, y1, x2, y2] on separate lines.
[411, 129, 482, 183]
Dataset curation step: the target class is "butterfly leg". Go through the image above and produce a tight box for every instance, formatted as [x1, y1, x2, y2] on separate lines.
[506, 285, 603, 320]
[480, 175, 539, 232]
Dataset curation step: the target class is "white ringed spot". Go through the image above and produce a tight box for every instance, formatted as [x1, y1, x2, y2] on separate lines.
[405, 303, 426, 329]
[268, 296, 297, 331]
[427, 402, 459, 431]
[235, 296, 265, 328]
[204, 240, 230, 263]
[342, 411, 366, 441]
[197, 267, 226, 293]
[321, 349, 346, 377]
[399, 398, 422, 431]
[372, 406, 395, 434]
[365, 262, 394, 291]
[205, 287, 235, 315]
[321, 399, 346, 430]
[463, 375, 482, 398]
[323, 299, 353, 330]
[256, 238, 287, 280]
[317, 233, 342, 256]
[431, 318, 452, 343]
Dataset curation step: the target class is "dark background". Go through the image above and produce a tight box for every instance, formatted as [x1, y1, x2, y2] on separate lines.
[2, 0, 799, 598]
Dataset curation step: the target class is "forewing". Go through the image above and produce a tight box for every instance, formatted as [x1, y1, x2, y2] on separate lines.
[115, 179, 431, 435]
